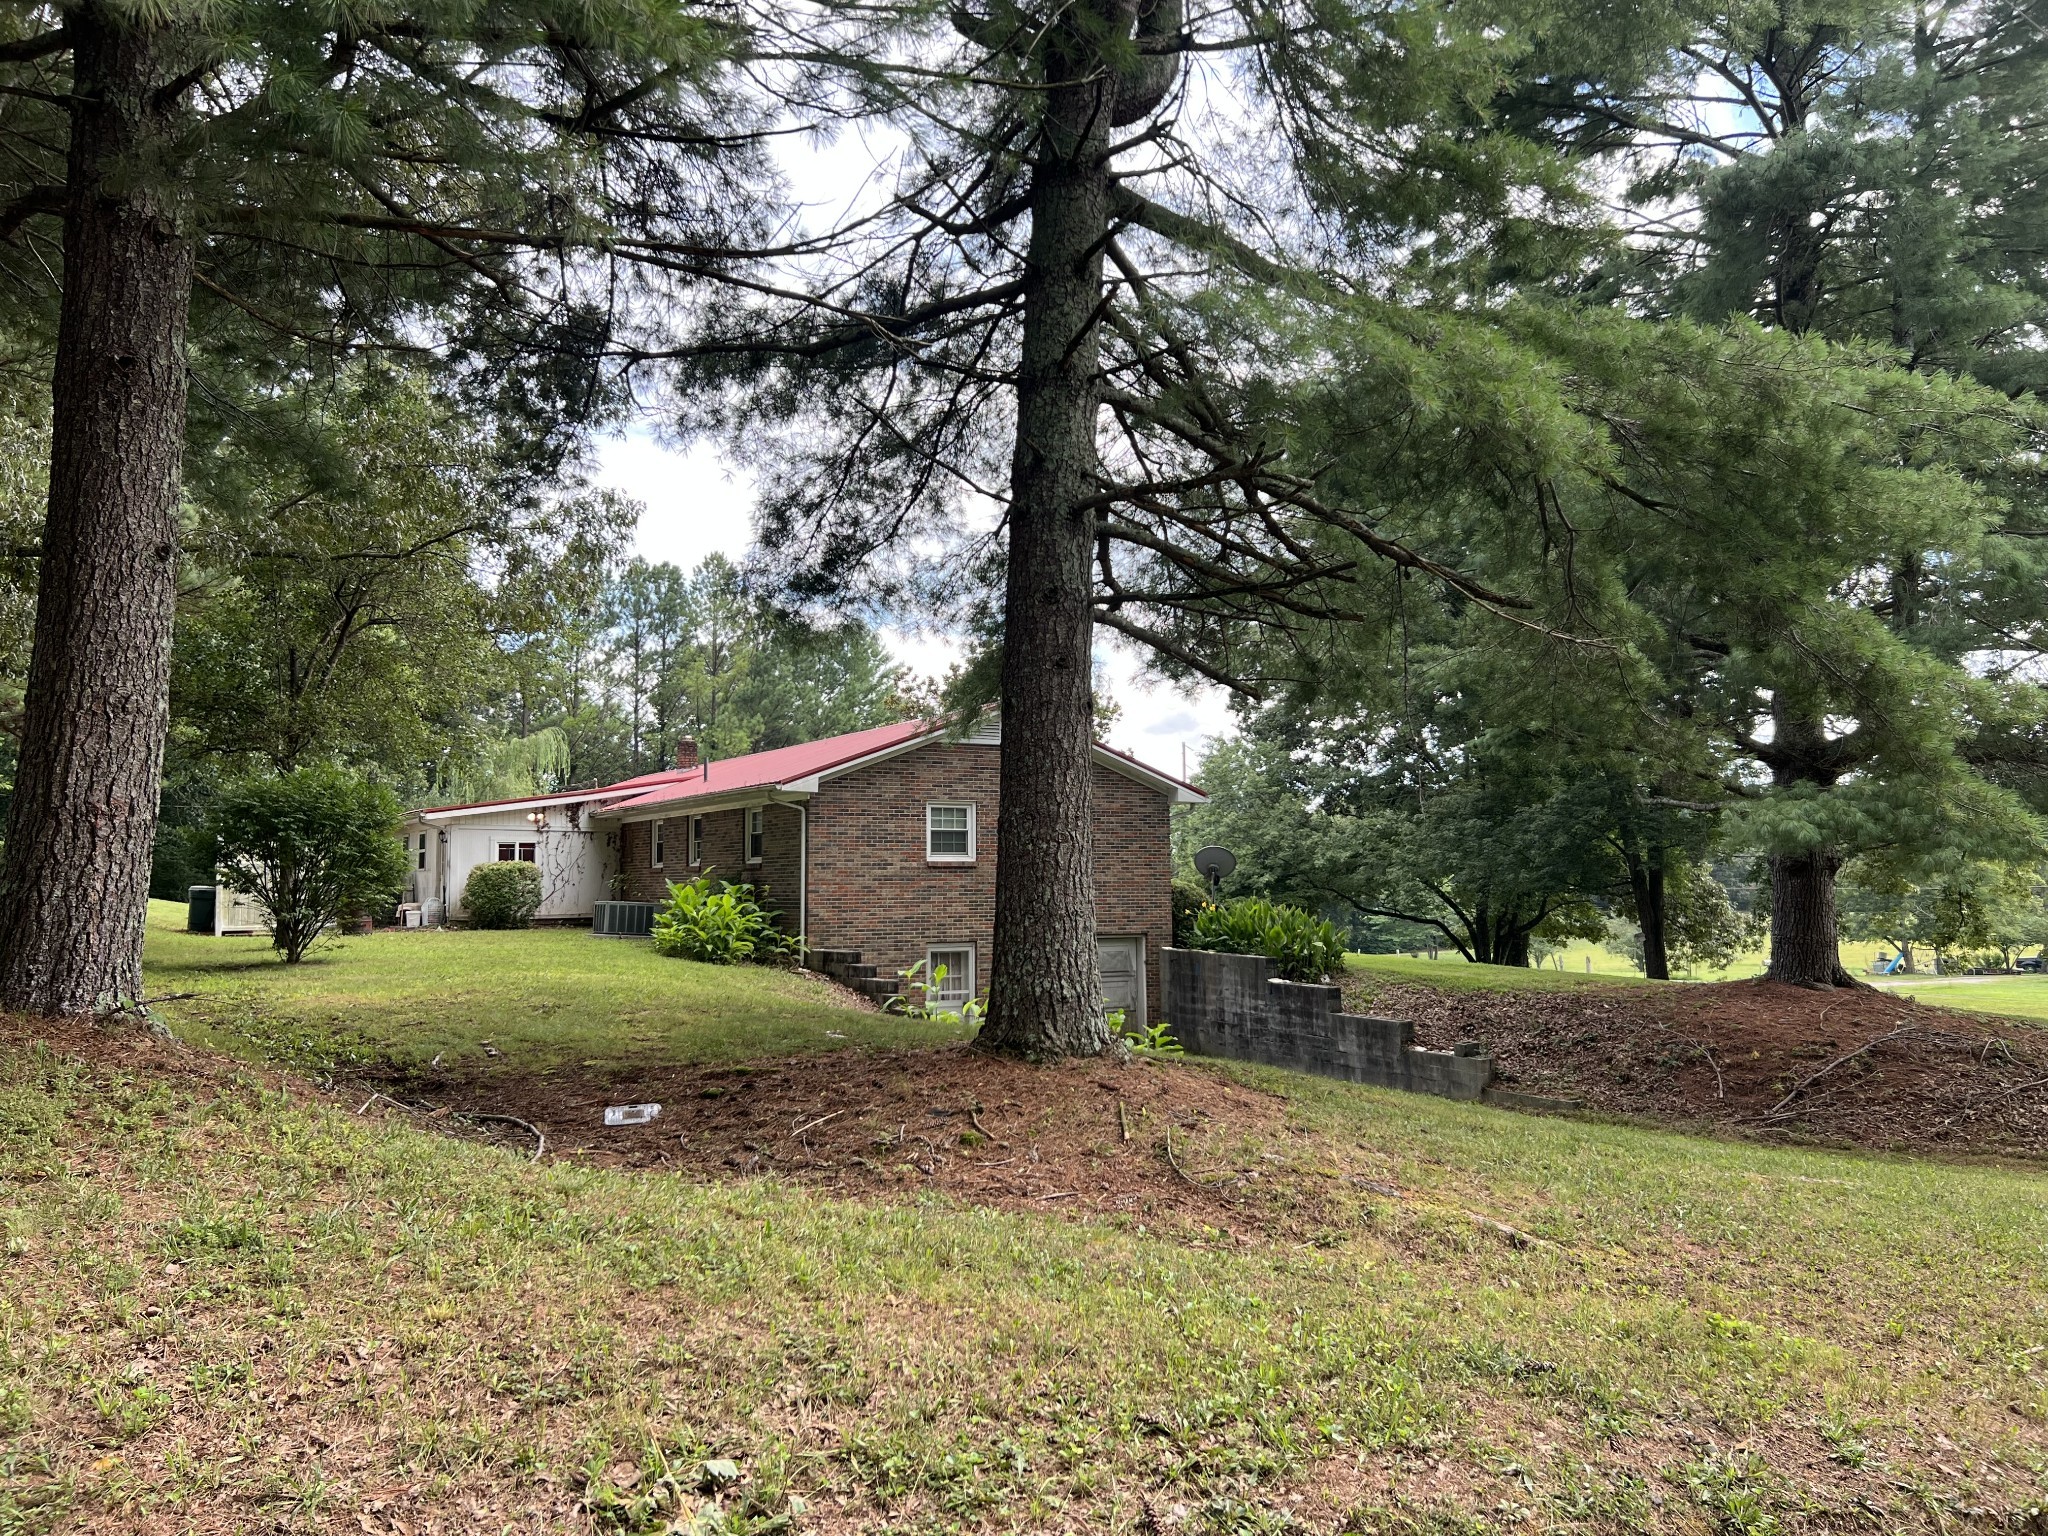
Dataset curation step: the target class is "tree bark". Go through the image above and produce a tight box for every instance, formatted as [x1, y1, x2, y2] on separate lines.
[1627, 848, 1670, 980]
[0, 5, 193, 1015]
[979, 21, 1124, 1059]
[1765, 847, 1858, 987]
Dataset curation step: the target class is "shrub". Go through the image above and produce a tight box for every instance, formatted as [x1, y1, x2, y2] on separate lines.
[463, 861, 544, 930]
[650, 872, 800, 966]
[212, 767, 411, 963]
[1189, 896, 1345, 981]
[1171, 878, 1211, 947]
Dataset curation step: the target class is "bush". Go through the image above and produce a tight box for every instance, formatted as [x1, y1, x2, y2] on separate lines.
[463, 861, 544, 930]
[1172, 878, 1211, 947]
[650, 872, 800, 966]
[1189, 896, 1345, 981]
[212, 767, 411, 964]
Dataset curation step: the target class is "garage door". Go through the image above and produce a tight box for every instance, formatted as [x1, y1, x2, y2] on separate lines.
[1098, 937, 1144, 1024]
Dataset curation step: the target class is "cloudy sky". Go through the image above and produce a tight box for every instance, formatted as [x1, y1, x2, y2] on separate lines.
[592, 424, 1237, 772]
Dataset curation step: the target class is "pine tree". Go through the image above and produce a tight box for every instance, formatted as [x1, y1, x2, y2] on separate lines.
[0, 1, 763, 1012]
[676, 0, 1573, 1053]
[1497, 0, 2048, 984]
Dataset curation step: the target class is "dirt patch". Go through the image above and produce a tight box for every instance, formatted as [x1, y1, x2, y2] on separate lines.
[356, 1043, 1344, 1237]
[1347, 973, 2048, 1158]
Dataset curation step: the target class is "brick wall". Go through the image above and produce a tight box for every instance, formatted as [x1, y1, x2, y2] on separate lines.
[805, 742, 1173, 1023]
[614, 803, 805, 933]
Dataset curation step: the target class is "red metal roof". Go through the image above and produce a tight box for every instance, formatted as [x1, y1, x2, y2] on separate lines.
[407, 765, 700, 818]
[596, 719, 934, 814]
[411, 716, 1204, 819]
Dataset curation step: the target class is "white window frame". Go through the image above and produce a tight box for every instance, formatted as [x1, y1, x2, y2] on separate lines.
[651, 820, 665, 869]
[688, 815, 703, 867]
[926, 802, 976, 862]
[925, 945, 975, 1008]
[518, 841, 537, 863]
[746, 806, 764, 864]
[416, 834, 427, 871]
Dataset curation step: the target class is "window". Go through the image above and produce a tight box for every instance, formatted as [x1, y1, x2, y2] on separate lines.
[498, 842, 535, 863]
[416, 834, 427, 871]
[520, 842, 536, 863]
[926, 946, 975, 1008]
[688, 816, 703, 867]
[651, 820, 665, 868]
[746, 807, 764, 863]
[926, 803, 974, 861]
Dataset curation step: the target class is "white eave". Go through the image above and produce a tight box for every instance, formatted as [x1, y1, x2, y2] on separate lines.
[406, 790, 600, 824]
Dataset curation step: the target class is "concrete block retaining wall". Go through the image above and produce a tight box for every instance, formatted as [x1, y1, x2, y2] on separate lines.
[1161, 947, 1493, 1101]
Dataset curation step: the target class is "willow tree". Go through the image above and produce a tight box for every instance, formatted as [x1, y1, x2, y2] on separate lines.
[0, 0, 766, 1013]
[675, 0, 1577, 1054]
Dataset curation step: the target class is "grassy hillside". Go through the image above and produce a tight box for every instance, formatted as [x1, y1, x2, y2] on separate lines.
[0, 910, 2036, 1530]
[5, 1011, 2045, 1533]
[142, 900, 965, 1074]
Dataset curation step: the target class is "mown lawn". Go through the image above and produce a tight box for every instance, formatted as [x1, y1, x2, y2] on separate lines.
[141, 899, 966, 1074]
[1880, 974, 2048, 1023]
[0, 911, 2041, 1531]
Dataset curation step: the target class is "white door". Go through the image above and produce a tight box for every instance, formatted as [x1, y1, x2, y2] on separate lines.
[1098, 937, 1144, 1025]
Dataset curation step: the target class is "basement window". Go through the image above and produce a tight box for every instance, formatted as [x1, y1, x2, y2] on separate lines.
[926, 946, 975, 1008]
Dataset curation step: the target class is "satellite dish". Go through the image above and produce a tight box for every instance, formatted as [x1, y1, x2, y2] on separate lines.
[1192, 845, 1236, 888]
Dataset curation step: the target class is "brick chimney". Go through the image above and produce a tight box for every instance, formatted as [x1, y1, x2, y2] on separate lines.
[674, 736, 699, 771]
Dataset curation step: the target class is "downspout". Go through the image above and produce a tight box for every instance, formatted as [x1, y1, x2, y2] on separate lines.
[797, 801, 808, 953]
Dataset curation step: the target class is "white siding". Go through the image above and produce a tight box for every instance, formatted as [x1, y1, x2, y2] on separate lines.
[408, 814, 607, 922]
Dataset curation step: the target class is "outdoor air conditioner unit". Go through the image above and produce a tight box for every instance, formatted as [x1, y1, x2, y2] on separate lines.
[591, 900, 657, 939]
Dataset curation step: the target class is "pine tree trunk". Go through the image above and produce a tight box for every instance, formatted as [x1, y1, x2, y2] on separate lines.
[1629, 851, 1670, 980]
[1765, 848, 1858, 987]
[0, 7, 193, 1016]
[979, 50, 1116, 1059]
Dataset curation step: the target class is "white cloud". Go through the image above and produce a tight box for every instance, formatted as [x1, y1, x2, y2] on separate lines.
[595, 427, 758, 570]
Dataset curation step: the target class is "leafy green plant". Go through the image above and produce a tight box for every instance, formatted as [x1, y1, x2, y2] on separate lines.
[1114, 1012, 1183, 1055]
[888, 959, 985, 1026]
[650, 872, 800, 966]
[212, 766, 412, 963]
[463, 860, 544, 930]
[1172, 878, 1212, 947]
[1189, 897, 1344, 981]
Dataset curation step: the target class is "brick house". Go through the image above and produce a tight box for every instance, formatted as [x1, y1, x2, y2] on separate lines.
[401, 715, 1204, 1025]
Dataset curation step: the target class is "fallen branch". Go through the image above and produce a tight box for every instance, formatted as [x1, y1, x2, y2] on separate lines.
[1764, 1027, 1920, 1119]
[1687, 1040, 1726, 1100]
[453, 1111, 548, 1162]
[968, 1104, 1006, 1146]
[791, 1108, 851, 1139]
[1117, 1099, 1133, 1144]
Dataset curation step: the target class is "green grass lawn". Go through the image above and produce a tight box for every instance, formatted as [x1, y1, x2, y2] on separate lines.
[5, 1010, 2046, 1532]
[141, 899, 967, 1074]
[1346, 951, 1656, 993]
[1878, 974, 2048, 1023]
[1366, 936, 1905, 985]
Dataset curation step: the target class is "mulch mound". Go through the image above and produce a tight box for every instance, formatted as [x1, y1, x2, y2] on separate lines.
[359, 1044, 1338, 1237]
[1348, 974, 2048, 1158]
